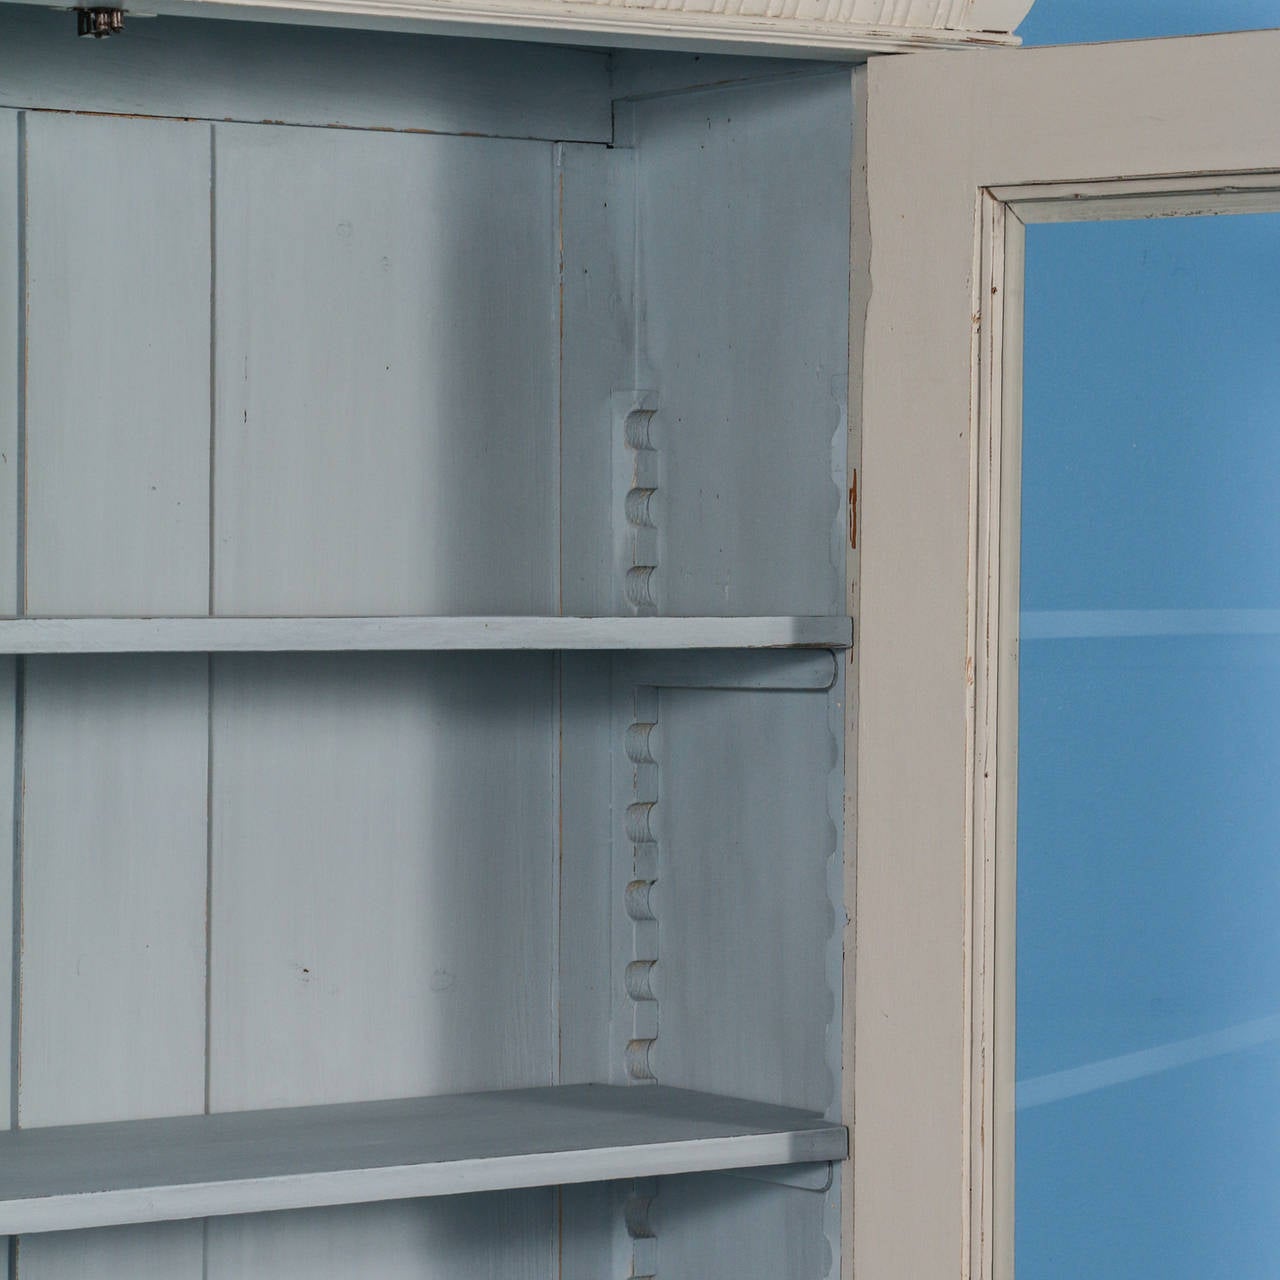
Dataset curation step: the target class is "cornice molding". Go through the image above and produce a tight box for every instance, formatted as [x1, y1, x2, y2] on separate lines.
[14, 0, 1035, 56]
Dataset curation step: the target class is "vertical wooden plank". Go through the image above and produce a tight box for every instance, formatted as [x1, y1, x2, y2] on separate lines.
[0, 110, 18, 621]
[0, 659, 13, 1280]
[207, 653, 556, 1278]
[23, 113, 210, 617]
[559, 144, 634, 616]
[17, 656, 207, 1279]
[0, 107, 18, 1280]
[557, 654, 614, 1082]
[213, 125, 558, 617]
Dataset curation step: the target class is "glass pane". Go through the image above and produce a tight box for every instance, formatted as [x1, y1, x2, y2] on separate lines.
[1018, 212, 1280, 1278]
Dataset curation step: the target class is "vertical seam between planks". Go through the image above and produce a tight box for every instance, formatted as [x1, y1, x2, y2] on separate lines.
[204, 656, 213, 1118]
[554, 142, 564, 618]
[16, 111, 27, 619]
[203, 127, 216, 1280]
[207, 124, 217, 620]
[9, 658, 22, 1137]
[552, 653, 563, 1087]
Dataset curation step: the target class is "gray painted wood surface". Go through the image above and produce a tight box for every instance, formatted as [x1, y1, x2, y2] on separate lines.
[1, 29, 853, 1280]
[24, 114, 210, 617]
[212, 124, 558, 617]
[17, 657, 208, 1280]
[627, 73, 851, 616]
[0, 616, 851, 653]
[206, 653, 556, 1277]
[558, 142, 634, 617]
[0, 7, 611, 143]
[0, 1085, 845, 1234]
[0, 112, 16, 621]
[0, 660, 12, 1280]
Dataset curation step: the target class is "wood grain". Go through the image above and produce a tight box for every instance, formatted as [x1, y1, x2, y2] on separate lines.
[0, 1085, 846, 1233]
[0, 6, 610, 143]
[24, 113, 210, 617]
[631, 73, 851, 617]
[212, 124, 558, 617]
[206, 653, 556, 1277]
[17, 656, 207, 1280]
[0, 616, 853, 653]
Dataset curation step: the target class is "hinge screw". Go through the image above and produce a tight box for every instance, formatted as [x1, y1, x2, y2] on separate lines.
[76, 8, 126, 37]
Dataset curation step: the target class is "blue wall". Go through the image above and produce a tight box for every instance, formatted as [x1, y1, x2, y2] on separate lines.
[1019, 0, 1280, 44]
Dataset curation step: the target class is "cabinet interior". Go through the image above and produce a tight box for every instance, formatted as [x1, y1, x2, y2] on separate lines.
[0, 6, 852, 1277]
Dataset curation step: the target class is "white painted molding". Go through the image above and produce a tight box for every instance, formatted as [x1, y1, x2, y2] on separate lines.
[0, 0, 1031, 56]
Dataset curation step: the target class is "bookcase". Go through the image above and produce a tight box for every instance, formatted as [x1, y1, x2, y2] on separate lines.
[0, 6, 857, 1277]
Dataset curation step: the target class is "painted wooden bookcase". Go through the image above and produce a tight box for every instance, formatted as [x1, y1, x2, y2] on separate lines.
[0, 1, 899, 1275]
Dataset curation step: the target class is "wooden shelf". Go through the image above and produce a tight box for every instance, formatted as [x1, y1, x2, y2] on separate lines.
[0, 1084, 847, 1235]
[0, 615, 852, 654]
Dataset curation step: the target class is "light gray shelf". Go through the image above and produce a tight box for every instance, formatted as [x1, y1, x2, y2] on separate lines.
[0, 1084, 847, 1235]
[0, 615, 852, 654]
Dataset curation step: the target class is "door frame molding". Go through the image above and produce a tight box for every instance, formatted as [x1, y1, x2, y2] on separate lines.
[851, 31, 1280, 1279]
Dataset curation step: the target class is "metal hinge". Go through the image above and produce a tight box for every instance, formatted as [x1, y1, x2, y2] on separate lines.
[76, 8, 126, 38]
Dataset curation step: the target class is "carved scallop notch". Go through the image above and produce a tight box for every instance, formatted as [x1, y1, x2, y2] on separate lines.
[613, 391, 662, 616]
[624, 685, 660, 1085]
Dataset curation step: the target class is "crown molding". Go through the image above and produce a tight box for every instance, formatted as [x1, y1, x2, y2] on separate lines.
[10, 0, 1034, 56]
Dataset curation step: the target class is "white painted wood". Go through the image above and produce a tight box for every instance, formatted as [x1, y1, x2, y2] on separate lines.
[629, 72, 851, 616]
[24, 114, 210, 617]
[857, 29, 1280, 1280]
[0, 0, 1026, 58]
[18, 657, 207, 1280]
[988, 176, 1280, 223]
[206, 653, 556, 1277]
[212, 124, 558, 617]
[0, 616, 851, 653]
[0, 1085, 846, 1234]
[0, 6, 610, 143]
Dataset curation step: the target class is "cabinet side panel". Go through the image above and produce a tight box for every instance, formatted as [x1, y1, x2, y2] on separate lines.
[658, 1173, 831, 1279]
[17, 656, 208, 1279]
[207, 653, 556, 1278]
[24, 114, 211, 617]
[656, 686, 836, 1113]
[213, 126, 559, 617]
[633, 72, 851, 616]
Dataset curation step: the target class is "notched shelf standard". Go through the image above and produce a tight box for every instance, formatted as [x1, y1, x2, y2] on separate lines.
[0, 1084, 849, 1235]
[0, 615, 853, 653]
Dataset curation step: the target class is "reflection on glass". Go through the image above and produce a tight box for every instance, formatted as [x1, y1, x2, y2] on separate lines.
[1018, 213, 1280, 1278]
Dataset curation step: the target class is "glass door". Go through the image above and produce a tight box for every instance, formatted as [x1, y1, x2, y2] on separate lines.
[854, 30, 1280, 1278]
[1017, 208, 1280, 1279]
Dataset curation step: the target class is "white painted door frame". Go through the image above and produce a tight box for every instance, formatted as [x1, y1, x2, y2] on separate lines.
[851, 30, 1280, 1279]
